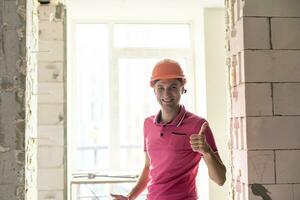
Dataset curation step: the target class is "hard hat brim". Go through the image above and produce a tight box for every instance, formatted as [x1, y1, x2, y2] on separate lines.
[150, 75, 186, 87]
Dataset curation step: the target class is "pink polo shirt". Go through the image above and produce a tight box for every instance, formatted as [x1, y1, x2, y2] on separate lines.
[143, 105, 218, 200]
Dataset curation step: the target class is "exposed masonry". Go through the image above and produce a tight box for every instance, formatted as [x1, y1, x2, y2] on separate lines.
[0, 0, 38, 199]
[37, 3, 66, 200]
[226, 0, 300, 199]
[1, 0, 66, 200]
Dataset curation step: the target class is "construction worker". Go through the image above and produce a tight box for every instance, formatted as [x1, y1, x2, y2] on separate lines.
[111, 59, 226, 200]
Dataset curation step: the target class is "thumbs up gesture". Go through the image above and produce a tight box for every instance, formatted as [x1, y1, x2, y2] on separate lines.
[190, 122, 211, 154]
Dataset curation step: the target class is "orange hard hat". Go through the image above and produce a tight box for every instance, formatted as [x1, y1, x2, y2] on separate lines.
[150, 59, 186, 87]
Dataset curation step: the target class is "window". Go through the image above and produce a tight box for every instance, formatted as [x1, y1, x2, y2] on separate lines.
[71, 22, 195, 199]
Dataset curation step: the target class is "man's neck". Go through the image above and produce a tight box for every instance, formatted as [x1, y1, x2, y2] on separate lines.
[160, 105, 181, 124]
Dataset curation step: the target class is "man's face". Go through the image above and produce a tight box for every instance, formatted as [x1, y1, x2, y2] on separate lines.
[154, 79, 184, 109]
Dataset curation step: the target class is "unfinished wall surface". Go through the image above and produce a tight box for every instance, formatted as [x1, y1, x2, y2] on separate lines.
[0, 0, 38, 199]
[226, 0, 300, 199]
[37, 3, 66, 200]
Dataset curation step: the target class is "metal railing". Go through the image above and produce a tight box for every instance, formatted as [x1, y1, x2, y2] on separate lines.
[70, 172, 146, 200]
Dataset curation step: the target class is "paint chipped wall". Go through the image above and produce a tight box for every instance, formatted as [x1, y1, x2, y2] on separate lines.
[37, 3, 66, 200]
[0, 0, 38, 199]
[226, 0, 300, 199]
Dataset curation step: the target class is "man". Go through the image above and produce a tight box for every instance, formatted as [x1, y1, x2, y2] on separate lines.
[111, 59, 226, 200]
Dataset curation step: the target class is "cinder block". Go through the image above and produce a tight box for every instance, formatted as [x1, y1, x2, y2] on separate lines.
[248, 184, 293, 200]
[38, 62, 64, 82]
[0, 185, 15, 200]
[39, 21, 63, 41]
[231, 149, 248, 183]
[229, 52, 244, 86]
[0, 92, 19, 133]
[38, 41, 64, 62]
[37, 146, 64, 168]
[244, 50, 300, 82]
[4, 29, 19, 59]
[0, 152, 19, 182]
[294, 184, 300, 200]
[38, 190, 64, 200]
[231, 84, 246, 117]
[38, 104, 64, 125]
[246, 116, 300, 149]
[243, 17, 270, 50]
[273, 83, 300, 115]
[38, 4, 58, 21]
[245, 83, 272, 116]
[229, 17, 270, 55]
[3, 1, 22, 27]
[37, 125, 64, 146]
[230, 117, 247, 149]
[231, 83, 272, 117]
[37, 168, 64, 190]
[238, 52, 245, 84]
[230, 118, 238, 149]
[243, 0, 300, 17]
[248, 151, 275, 184]
[229, 18, 244, 55]
[276, 150, 300, 183]
[272, 18, 300, 49]
[0, 49, 19, 76]
[233, 0, 242, 24]
[233, 182, 249, 200]
[38, 83, 64, 103]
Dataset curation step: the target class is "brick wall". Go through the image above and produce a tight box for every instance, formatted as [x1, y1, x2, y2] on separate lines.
[226, 0, 300, 199]
[0, 0, 38, 199]
[37, 3, 66, 200]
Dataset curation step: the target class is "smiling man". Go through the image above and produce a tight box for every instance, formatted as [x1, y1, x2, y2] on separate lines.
[111, 59, 226, 200]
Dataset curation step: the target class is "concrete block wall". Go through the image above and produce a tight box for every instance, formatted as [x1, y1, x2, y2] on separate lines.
[0, 0, 39, 199]
[37, 3, 66, 200]
[226, 0, 300, 199]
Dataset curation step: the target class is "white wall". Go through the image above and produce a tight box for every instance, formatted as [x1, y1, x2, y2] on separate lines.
[67, 0, 223, 21]
[203, 8, 230, 200]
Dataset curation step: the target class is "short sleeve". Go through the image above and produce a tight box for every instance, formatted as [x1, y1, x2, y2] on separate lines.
[205, 123, 218, 153]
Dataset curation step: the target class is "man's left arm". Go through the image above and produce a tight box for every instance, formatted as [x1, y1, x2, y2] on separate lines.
[190, 122, 226, 186]
[202, 148, 226, 186]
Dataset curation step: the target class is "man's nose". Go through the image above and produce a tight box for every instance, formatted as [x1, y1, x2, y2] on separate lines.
[163, 88, 172, 96]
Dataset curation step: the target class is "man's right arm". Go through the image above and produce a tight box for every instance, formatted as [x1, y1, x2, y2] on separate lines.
[111, 153, 150, 200]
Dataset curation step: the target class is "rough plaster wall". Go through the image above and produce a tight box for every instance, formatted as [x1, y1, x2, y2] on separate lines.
[37, 3, 66, 200]
[226, 0, 300, 199]
[0, 0, 38, 199]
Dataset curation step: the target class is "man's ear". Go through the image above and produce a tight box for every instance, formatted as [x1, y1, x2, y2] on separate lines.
[181, 88, 187, 94]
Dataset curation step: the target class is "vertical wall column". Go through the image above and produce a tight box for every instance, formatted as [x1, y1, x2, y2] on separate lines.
[37, 3, 66, 200]
[0, 0, 39, 199]
[226, 0, 300, 199]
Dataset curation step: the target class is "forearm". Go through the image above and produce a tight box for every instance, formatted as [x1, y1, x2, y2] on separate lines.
[202, 148, 226, 186]
[127, 166, 150, 199]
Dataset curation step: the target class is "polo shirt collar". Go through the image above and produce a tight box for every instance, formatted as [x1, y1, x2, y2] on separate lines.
[153, 105, 187, 127]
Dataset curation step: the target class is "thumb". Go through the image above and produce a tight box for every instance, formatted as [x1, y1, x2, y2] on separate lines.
[198, 122, 208, 136]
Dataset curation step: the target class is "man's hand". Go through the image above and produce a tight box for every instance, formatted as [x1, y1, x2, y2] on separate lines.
[110, 193, 129, 200]
[190, 122, 212, 154]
